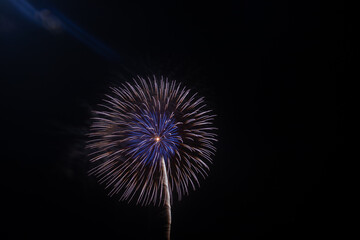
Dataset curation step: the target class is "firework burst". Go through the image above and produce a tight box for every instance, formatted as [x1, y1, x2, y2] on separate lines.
[86, 76, 217, 206]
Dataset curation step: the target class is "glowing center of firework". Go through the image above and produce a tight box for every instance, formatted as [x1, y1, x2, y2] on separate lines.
[127, 111, 181, 163]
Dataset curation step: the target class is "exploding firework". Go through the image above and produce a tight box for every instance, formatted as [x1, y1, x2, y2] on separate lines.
[87, 76, 216, 239]
[87, 76, 216, 205]
[87, 77, 217, 232]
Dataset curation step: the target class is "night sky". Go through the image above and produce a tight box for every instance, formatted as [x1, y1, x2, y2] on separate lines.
[0, 1, 348, 239]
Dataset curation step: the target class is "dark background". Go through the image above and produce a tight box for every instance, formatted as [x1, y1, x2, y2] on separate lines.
[0, 0, 348, 239]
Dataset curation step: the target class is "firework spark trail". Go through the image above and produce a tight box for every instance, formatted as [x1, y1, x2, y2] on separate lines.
[161, 156, 171, 240]
[87, 76, 217, 239]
